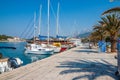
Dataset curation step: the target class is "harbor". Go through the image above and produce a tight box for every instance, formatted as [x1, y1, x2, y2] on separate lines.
[0, 0, 120, 80]
[0, 42, 52, 66]
[0, 45, 118, 80]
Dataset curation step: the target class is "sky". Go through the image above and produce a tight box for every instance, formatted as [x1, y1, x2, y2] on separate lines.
[0, 0, 120, 38]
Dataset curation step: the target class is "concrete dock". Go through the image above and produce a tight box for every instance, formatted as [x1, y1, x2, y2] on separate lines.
[0, 46, 118, 80]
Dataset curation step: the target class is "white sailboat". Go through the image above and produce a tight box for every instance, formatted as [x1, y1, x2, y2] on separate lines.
[25, 43, 54, 54]
[42, 2, 61, 53]
[25, 5, 53, 55]
[52, 2, 61, 53]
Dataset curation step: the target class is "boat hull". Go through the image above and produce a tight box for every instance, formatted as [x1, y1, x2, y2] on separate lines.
[25, 50, 53, 55]
[53, 47, 61, 53]
[60, 47, 67, 52]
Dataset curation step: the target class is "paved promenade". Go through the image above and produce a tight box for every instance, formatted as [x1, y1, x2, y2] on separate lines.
[0, 46, 118, 80]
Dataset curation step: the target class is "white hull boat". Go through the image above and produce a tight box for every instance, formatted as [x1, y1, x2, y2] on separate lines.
[52, 46, 61, 53]
[25, 44, 54, 55]
[0, 58, 23, 73]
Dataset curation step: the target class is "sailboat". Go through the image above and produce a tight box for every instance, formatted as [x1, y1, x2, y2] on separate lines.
[52, 2, 68, 52]
[51, 2, 61, 53]
[40, 2, 61, 53]
[25, 5, 53, 55]
[40, 0, 54, 53]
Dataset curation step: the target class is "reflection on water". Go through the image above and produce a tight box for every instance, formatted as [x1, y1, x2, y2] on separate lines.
[24, 53, 51, 63]
[0, 42, 52, 66]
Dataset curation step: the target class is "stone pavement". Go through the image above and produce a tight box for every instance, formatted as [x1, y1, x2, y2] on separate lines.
[0, 46, 118, 80]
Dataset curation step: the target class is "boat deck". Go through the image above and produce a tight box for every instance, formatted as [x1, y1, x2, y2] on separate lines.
[0, 46, 118, 80]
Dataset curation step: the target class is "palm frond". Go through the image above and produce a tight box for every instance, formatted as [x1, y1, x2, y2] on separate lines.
[102, 7, 120, 15]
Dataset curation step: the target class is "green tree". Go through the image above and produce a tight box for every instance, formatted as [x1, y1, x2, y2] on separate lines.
[0, 35, 13, 40]
[93, 24, 106, 41]
[100, 14, 120, 52]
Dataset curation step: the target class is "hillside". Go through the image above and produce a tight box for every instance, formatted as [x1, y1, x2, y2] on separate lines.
[0, 35, 13, 40]
[78, 32, 91, 38]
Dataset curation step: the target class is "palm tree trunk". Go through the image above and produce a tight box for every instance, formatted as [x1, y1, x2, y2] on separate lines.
[111, 34, 117, 52]
[100, 34, 103, 41]
[111, 40, 117, 52]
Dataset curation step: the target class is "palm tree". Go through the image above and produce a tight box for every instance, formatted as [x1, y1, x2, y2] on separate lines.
[102, 7, 120, 15]
[93, 24, 106, 41]
[102, 7, 120, 19]
[90, 24, 107, 48]
[100, 14, 120, 52]
[89, 31, 102, 46]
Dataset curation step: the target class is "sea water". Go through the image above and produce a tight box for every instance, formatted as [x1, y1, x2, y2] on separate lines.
[0, 42, 51, 66]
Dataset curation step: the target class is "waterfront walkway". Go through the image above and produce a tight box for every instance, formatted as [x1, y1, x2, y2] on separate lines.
[0, 46, 118, 80]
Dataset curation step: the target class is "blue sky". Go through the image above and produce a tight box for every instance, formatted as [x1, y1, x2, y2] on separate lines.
[0, 0, 120, 38]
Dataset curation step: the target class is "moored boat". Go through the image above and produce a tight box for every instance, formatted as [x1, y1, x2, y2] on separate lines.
[25, 43, 53, 55]
[52, 42, 61, 53]
[0, 57, 23, 73]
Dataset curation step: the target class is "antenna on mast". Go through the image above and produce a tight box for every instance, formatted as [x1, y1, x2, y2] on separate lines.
[34, 12, 36, 43]
[56, 2, 59, 38]
[47, 0, 50, 45]
[38, 5, 42, 36]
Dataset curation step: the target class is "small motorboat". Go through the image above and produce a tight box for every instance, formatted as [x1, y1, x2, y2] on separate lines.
[0, 57, 23, 73]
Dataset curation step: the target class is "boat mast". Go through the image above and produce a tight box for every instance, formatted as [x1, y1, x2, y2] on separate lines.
[56, 2, 59, 38]
[38, 5, 42, 36]
[34, 12, 36, 43]
[47, 0, 50, 45]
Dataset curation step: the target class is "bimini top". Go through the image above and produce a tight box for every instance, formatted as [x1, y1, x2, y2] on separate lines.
[39, 35, 53, 40]
[56, 35, 67, 39]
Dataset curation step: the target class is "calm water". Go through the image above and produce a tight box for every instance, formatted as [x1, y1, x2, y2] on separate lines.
[0, 42, 51, 66]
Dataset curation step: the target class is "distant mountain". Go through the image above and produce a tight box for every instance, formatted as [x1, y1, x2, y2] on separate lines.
[77, 32, 91, 38]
